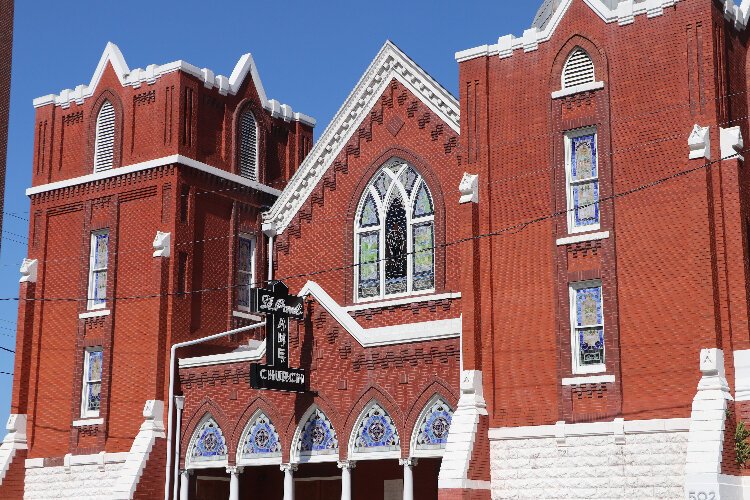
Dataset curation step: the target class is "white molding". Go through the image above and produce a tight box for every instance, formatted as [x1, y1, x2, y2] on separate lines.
[437, 479, 491, 490]
[19, 259, 38, 283]
[26, 154, 282, 198]
[72, 418, 104, 427]
[262, 41, 459, 236]
[232, 310, 262, 321]
[78, 309, 110, 320]
[342, 292, 461, 312]
[25, 452, 129, 469]
[555, 230, 609, 246]
[33, 43, 315, 126]
[488, 417, 691, 441]
[561, 374, 615, 385]
[455, 0, 681, 62]
[299, 281, 461, 347]
[734, 349, 750, 401]
[179, 340, 265, 368]
[551, 81, 604, 99]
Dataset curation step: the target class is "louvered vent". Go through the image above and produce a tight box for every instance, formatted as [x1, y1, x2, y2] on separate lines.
[93, 101, 115, 173]
[562, 49, 595, 89]
[239, 110, 258, 182]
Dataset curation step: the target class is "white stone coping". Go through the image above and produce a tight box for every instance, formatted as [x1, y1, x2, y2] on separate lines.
[25, 452, 130, 469]
[179, 340, 265, 368]
[343, 292, 461, 312]
[232, 310, 262, 321]
[26, 154, 282, 198]
[551, 81, 605, 99]
[556, 230, 610, 246]
[72, 418, 104, 427]
[488, 417, 690, 441]
[78, 309, 110, 320]
[561, 374, 615, 385]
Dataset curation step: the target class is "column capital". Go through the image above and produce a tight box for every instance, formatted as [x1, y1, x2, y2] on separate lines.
[180, 468, 193, 476]
[399, 457, 418, 467]
[280, 463, 298, 473]
[226, 465, 244, 475]
[337, 460, 356, 470]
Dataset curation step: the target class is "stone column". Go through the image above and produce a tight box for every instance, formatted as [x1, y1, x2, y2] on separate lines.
[281, 463, 298, 500]
[400, 458, 417, 500]
[179, 470, 190, 500]
[337, 461, 356, 500]
[227, 466, 242, 500]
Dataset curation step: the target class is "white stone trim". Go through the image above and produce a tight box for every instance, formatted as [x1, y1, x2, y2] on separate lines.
[734, 349, 750, 401]
[455, 0, 681, 62]
[438, 479, 491, 490]
[689, 125, 711, 160]
[262, 41, 459, 236]
[721, 126, 744, 161]
[152, 231, 171, 258]
[24, 452, 129, 469]
[78, 309, 110, 320]
[458, 173, 479, 204]
[342, 292, 461, 312]
[560, 374, 615, 385]
[179, 340, 265, 368]
[72, 418, 104, 427]
[300, 281, 461, 347]
[0, 414, 27, 485]
[33, 43, 315, 126]
[232, 310, 262, 321]
[27, 154, 282, 198]
[721, 0, 750, 30]
[555, 230, 609, 246]
[488, 417, 690, 441]
[19, 259, 38, 283]
[550, 81, 604, 99]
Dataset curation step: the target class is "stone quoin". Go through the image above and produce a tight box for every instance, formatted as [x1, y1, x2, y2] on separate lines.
[3, 0, 750, 499]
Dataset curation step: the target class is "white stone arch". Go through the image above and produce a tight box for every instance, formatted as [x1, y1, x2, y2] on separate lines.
[290, 405, 339, 464]
[409, 395, 453, 458]
[185, 414, 228, 469]
[236, 409, 283, 467]
[347, 400, 401, 461]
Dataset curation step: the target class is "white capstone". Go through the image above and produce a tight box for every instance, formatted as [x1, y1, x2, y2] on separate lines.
[688, 125, 710, 160]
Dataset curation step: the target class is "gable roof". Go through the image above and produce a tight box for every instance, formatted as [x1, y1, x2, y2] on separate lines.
[457, 0, 681, 62]
[33, 42, 315, 126]
[262, 40, 459, 236]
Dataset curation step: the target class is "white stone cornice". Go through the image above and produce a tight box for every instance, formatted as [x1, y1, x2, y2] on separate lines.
[33, 43, 315, 126]
[262, 41, 459, 236]
[455, 0, 683, 62]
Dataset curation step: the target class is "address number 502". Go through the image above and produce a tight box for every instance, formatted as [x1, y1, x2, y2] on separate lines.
[688, 492, 716, 500]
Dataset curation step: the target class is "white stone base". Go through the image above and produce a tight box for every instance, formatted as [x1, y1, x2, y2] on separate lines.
[25, 460, 127, 499]
[489, 418, 690, 499]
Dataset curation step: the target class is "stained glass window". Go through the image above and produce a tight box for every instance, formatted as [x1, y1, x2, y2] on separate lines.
[239, 411, 281, 459]
[355, 159, 436, 300]
[352, 402, 400, 453]
[572, 283, 605, 369]
[414, 398, 453, 451]
[385, 199, 408, 295]
[81, 348, 103, 418]
[87, 230, 109, 309]
[187, 416, 228, 465]
[567, 131, 600, 231]
[297, 407, 338, 455]
[237, 236, 256, 310]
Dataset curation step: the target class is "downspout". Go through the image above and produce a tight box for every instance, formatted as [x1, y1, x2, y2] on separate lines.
[164, 321, 265, 500]
[262, 223, 276, 284]
[172, 396, 184, 500]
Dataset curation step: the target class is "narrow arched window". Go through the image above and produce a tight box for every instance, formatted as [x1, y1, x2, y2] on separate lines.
[562, 48, 595, 89]
[355, 159, 435, 301]
[239, 109, 259, 181]
[93, 101, 115, 173]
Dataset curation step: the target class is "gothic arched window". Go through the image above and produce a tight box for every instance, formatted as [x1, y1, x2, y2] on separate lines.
[185, 414, 228, 468]
[237, 410, 282, 463]
[93, 100, 115, 173]
[411, 396, 453, 456]
[238, 108, 259, 181]
[561, 48, 595, 89]
[350, 401, 400, 457]
[355, 159, 435, 300]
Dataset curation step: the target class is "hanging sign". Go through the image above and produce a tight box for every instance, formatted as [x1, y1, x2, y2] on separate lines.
[248, 281, 307, 392]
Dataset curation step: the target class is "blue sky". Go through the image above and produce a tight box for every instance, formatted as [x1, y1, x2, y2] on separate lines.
[0, 1, 540, 426]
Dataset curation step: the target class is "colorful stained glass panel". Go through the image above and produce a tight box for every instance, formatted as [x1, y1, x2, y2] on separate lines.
[359, 232, 380, 299]
[385, 199, 407, 295]
[94, 232, 108, 268]
[572, 181, 599, 227]
[359, 193, 380, 228]
[413, 182, 434, 217]
[415, 398, 453, 450]
[571, 134, 597, 180]
[373, 172, 391, 200]
[575, 285, 604, 366]
[575, 287, 602, 327]
[399, 166, 419, 196]
[413, 223, 434, 291]
[189, 417, 228, 463]
[298, 408, 338, 454]
[353, 403, 400, 452]
[241, 412, 281, 458]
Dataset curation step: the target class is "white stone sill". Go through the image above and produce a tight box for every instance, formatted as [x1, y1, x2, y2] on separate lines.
[232, 310, 262, 321]
[343, 292, 461, 312]
[488, 417, 691, 441]
[561, 374, 615, 385]
[25, 452, 129, 469]
[551, 81, 605, 99]
[72, 418, 103, 427]
[79, 309, 110, 319]
[556, 231, 610, 246]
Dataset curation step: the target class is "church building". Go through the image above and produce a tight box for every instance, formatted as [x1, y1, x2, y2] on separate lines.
[2, 1, 750, 499]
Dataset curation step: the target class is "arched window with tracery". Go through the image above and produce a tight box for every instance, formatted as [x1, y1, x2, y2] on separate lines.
[93, 100, 115, 173]
[185, 414, 228, 468]
[355, 158, 435, 301]
[238, 108, 259, 181]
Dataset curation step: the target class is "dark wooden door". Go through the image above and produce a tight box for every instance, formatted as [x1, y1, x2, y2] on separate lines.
[295, 479, 341, 500]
